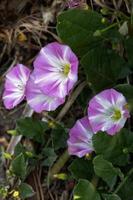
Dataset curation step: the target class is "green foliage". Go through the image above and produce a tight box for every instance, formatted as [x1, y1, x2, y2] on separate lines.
[14, 143, 27, 157]
[118, 172, 133, 200]
[69, 158, 94, 180]
[93, 129, 133, 166]
[57, 9, 106, 57]
[93, 155, 122, 188]
[0, 186, 8, 199]
[115, 84, 133, 111]
[73, 179, 101, 200]
[16, 117, 48, 143]
[115, 84, 133, 101]
[19, 183, 35, 199]
[4, 4, 133, 200]
[124, 37, 133, 68]
[11, 153, 27, 179]
[81, 45, 129, 91]
[42, 148, 57, 167]
[51, 124, 68, 150]
[102, 194, 121, 200]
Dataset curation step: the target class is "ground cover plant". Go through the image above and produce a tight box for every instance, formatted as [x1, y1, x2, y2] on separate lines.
[0, 0, 133, 199]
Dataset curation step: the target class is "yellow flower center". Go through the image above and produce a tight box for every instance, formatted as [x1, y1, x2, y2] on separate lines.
[63, 63, 70, 76]
[112, 109, 121, 121]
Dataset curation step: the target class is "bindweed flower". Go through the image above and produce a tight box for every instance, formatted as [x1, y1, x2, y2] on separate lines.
[88, 89, 130, 135]
[67, 0, 86, 8]
[26, 74, 65, 113]
[67, 116, 94, 158]
[3, 64, 31, 109]
[33, 42, 78, 98]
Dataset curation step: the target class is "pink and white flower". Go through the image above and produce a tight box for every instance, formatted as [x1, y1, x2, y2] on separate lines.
[88, 89, 130, 135]
[26, 74, 65, 113]
[67, 116, 94, 158]
[67, 0, 86, 8]
[3, 64, 31, 109]
[33, 42, 78, 98]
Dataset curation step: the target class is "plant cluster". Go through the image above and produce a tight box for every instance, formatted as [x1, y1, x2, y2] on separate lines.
[1, 0, 133, 199]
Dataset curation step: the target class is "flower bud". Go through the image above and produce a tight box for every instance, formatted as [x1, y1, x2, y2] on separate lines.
[93, 30, 102, 37]
[101, 17, 108, 24]
[53, 173, 68, 180]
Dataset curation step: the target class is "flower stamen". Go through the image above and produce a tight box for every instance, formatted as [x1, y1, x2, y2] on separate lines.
[17, 84, 24, 91]
[63, 63, 70, 76]
[112, 109, 121, 121]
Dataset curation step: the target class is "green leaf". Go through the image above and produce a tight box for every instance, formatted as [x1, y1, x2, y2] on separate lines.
[12, 153, 26, 179]
[57, 9, 105, 57]
[52, 124, 68, 150]
[93, 155, 119, 188]
[19, 183, 35, 199]
[102, 194, 121, 200]
[81, 45, 128, 91]
[124, 37, 133, 68]
[115, 84, 133, 111]
[42, 148, 57, 167]
[74, 179, 101, 200]
[93, 129, 133, 166]
[14, 143, 26, 156]
[69, 158, 94, 180]
[115, 84, 133, 101]
[16, 117, 48, 143]
[118, 172, 133, 200]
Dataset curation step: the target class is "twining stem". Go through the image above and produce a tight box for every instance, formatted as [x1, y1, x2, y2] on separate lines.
[48, 81, 87, 184]
[100, 23, 118, 33]
[56, 81, 86, 121]
[91, 176, 99, 188]
[113, 167, 133, 194]
[48, 150, 70, 183]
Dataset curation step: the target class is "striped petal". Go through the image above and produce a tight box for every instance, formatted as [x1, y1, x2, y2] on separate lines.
[67, 0, 85, 8]
[67, 116, 94, 158]
[25, 74, 65, 113]
[2, 64, 31, 109]
[88, 89, 130, 135]
[33, 42, 78, 98]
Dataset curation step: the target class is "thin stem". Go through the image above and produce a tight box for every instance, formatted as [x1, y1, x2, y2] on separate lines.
[101, 22, 118, 33]
[56, 81, 86, 121]
[124, 0, 131, 13]
[47, 81, 86, 185]
[48, 150, 70, 185]
[113, 168, 133, 194]
[91, 176, 99, 188]
[112, 0, 118, 10]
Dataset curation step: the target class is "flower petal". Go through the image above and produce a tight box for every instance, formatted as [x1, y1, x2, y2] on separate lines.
[67, 116, 94, 157]
[88, 89, 130, 135]
[26, 74, 65, 113]
[2, 64, 31, 109]
[33, 42, 78, 98]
